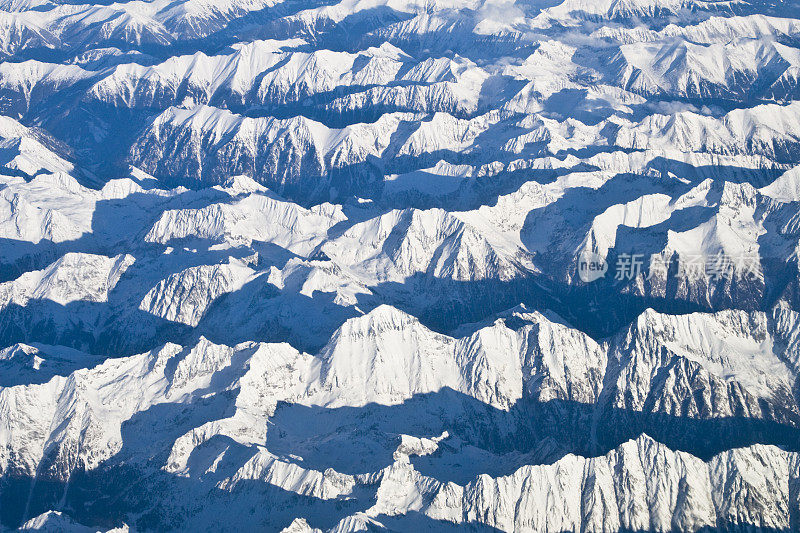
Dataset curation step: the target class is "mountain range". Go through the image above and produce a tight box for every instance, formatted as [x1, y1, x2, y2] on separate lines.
[1, 0, 800, 531]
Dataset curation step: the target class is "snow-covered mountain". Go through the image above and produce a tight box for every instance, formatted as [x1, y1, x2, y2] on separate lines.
[1, 0, 800, 531]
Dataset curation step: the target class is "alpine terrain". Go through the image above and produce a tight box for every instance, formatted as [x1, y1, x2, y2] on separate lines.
[1, 0, 800, 531]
